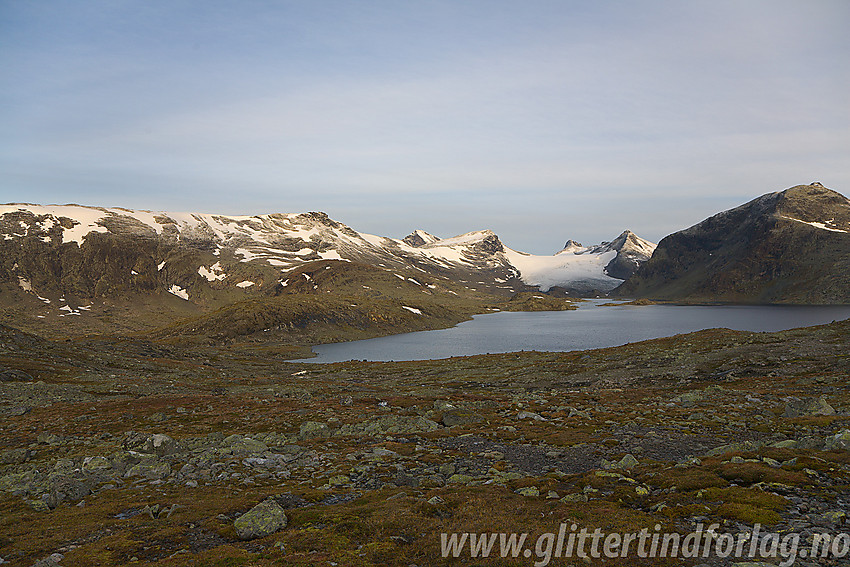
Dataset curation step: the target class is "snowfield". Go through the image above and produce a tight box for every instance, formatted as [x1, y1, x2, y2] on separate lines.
[505, 248, 621, 291]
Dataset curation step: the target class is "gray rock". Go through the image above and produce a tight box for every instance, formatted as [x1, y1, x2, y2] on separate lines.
[142, 434, 183, 457]
[234, 497, 287, 540]
[124, 462, 171, 480]
[47, 475, 91, 507]
[337, 415, 440, 436]
[82, 456, 112, 473]
[516, 411, 545, 421]
[441, 409, 484, 427]
[704, 440, 766, 458]
[299, 421, 331, 440]
[223, 435, 269, 456]
[0, 368, 33, 382]
[782, 396, 835, 418]
[825, 429, 850, 452]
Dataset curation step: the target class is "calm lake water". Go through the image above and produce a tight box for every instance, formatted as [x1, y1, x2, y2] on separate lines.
[300, 301, 850, 363]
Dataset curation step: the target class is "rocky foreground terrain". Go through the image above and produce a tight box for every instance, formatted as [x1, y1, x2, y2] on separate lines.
[1, 315, 850, 566]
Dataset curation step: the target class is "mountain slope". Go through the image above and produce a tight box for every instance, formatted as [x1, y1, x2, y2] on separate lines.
[614, 183, 850, 304]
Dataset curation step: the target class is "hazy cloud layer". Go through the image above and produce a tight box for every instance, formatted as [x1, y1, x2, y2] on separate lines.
[1, 1, 848, 253]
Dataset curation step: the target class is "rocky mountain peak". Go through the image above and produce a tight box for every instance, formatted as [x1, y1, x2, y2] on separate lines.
[402, 230, 440, 247]
[560, 240, 584, 253]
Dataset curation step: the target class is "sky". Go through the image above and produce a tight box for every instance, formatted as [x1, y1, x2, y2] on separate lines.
[1, 1, 848, 254]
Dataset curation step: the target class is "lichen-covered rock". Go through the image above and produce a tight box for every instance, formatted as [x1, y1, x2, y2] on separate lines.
[142, 433, 183, 457]
[82, 456, 112, 472]
[560, 493, 588, 503]
[328, 474, 349, 486]
[617, 454, 639, 470]
[220, 434, 269, 456]
[337, 415, 440, 436]
[441, 409, 484, 427]
[234, 497, 287, 540]
[825, 429, 850, 452]
[124, 462, 171, 480]
[46, 474, 92, 507]
[299, 421, 331, 440]
[782, 396, 835, 418]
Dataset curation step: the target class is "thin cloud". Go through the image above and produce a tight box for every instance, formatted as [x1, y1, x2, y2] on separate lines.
[1, 1, 848, 253]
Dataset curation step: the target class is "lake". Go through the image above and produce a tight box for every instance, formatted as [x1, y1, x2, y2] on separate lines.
[299, 301, 850, 363]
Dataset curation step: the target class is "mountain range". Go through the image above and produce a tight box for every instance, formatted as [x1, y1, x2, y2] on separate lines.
[1, 182, 848, 342]
[0, 203, 653, 304]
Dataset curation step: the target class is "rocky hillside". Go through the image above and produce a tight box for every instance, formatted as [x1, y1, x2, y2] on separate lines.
[615, 183, 850, 304]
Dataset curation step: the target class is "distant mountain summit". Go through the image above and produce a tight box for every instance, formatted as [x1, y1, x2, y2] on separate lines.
[615, 183, 850, 303]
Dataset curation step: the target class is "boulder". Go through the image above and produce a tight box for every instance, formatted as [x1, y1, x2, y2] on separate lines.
[441, 409, 484, 427]
[222, 435, 269, 456]
[82, 456, 112, 473]
[46, 475, 92, 507]
[234, 497, 287, 540]
[0, 368, 33, 382]
[142, 433, 183, 457]
[825, 429, 850, 452]
[617, 454, 639, 470]
[337, 415, 440, 436]
[782, 396, 835, 418]
[299, 421, 331, 440]
[124, 462, 171, 480]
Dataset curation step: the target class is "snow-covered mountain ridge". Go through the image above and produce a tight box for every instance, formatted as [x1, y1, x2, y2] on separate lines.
[0, 203, 655, 300]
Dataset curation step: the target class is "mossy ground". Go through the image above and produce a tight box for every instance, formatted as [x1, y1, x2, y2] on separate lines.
[1, 317, 849, 565]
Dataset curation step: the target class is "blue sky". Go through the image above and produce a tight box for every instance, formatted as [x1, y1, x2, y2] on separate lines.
[1, 1, 848, 253]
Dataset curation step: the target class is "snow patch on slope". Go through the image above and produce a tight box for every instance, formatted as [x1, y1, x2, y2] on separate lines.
[168, 285, 189, 300]
[780, 215, 849, 233]
[198, 262, 226, 281]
